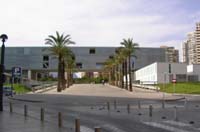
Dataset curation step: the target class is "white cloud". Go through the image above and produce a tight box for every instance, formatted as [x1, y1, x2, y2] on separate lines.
[0, 0, 199, 51]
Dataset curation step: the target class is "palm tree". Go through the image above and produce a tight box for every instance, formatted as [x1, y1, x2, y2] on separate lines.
[64, 49, 76, 88]
[45, 31, 75, 92]
[115, 47, 126, 88]
[104, 56, 115, 85]
[121, 38, 138, 91]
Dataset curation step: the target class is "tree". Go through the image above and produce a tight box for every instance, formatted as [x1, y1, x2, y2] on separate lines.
[64, 49, 76, 87]
[104, 56, 115, 85]
[45, 31, 75, 92]
[115, 47, 126, 89]
[121, 38, 138, 91]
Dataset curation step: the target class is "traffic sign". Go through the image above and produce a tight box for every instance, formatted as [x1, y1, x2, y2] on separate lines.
[172, 79, 176, 83]
[12, 67, 22, 77]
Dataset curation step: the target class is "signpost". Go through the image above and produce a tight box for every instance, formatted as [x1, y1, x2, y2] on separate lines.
[172, 79, 176, 94]
[12, 67, 22, 77]
[11, 67, 22, 92]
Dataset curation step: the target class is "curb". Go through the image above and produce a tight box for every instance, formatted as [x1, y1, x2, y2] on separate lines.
[8, 97, 44, 103]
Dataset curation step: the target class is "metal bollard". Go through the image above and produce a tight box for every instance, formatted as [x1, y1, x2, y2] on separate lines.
[138, 100, 141, 109]
[174, 106, 178, 121]
[40, 108, 44, 121]
[24, 105, 28, 117]
[107, 102, 110, 111]
[75, 118, 80, 132]
[114, 100, 117, 110]
[149, 105, 153, 117]
[9, 102, 13, 113]
[58, 112, 62, 127]
[127, 104, 130, 114]
[184, 98, 187, 109]
[162, 100, 165, 109]
[94, 127, 101, 132]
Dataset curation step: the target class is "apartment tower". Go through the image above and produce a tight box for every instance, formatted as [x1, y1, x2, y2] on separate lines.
[160, 46, 179, 62]
[183, 22, 200, 64]
[196, 23, 200, 63]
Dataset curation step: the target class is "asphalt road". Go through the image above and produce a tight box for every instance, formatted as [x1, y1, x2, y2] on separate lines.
[2, 84, 200, 132]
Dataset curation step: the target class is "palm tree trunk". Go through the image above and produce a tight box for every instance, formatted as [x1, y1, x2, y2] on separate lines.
[109, 71, 111, 84]
[115, 65, 118, 87]
[122, 62, 125, 89]
[67, 68, 70, 88]
[57, 55, 62, 92]
[61, 60, 66, 90]
[125, 60, 128, 90]
[120, 63, 123, 88]
[70, 69, 73, 86]
[128, 54, 132, 91]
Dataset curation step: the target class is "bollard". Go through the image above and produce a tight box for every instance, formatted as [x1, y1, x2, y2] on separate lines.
[114, 100, 117, 110]
[24, 105, 28, 117]
[9, 102, 13, 113]
[127, 104, 130, 114]
[184, 98, 187, 109]
[107, 102, 110, 111]
[174, 106, 178, 121]
[162, 100, 165, 109]
[149, 105, 153, 117]
[58, 112, 62, 127]
[40, 108, 44, 121]
[94, 127, 101, 132]
[138, 100, 141, 109]
[75, 118, 80, 132]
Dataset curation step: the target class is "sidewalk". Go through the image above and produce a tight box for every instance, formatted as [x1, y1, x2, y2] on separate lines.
[44, 84, 185, 101]
[0, 111, 67, 132]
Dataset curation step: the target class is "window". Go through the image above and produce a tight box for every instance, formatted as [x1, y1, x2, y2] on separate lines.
[89, 48, 95, 54]
[96, 63, 104, 69]
[168, 64, 171, 73]
[43, 55, 49, 61]
[43, 55, 49, 68]
[109, 55, 114, 59]
[76, 63, 82, 69]
[43, 62, 49, 68]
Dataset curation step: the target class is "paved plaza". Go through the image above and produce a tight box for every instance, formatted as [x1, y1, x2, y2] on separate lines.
[1, 84, 200, 132]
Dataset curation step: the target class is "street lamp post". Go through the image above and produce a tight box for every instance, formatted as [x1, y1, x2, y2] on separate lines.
[0, 34, 8, 111]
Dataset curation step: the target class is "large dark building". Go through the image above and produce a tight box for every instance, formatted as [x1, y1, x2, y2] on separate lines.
[3, 46, 166, 80]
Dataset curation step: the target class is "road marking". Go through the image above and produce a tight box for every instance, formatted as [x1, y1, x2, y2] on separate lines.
[143, 122, 190, 132]
[102, 124, 126, 132]
[163, 120, 191, 127]
[80, 126, 94, 132]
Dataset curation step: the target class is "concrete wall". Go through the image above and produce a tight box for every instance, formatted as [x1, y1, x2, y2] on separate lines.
[157, 63, 187, 83]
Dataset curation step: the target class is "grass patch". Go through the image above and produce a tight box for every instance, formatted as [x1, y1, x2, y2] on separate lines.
[4, 84, 31, 94]
[158, 82, 200, 94]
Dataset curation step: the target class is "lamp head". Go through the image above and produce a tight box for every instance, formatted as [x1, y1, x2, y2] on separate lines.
[0, 34, 8, 43]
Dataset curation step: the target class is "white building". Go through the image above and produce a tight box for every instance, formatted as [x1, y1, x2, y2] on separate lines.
[135, 62, 187, 84]
[187, 64, 200, 81]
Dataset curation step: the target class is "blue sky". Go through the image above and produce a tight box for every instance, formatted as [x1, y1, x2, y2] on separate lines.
[0, 0, 200, 50]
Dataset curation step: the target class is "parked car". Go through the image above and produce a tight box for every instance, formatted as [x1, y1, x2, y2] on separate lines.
[3, 86, 15, 96]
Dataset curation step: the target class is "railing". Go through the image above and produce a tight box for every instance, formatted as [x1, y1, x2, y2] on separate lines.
[133, 81, 160, 91]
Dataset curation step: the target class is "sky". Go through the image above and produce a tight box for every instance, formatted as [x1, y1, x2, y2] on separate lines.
[0, 0, 200, 51]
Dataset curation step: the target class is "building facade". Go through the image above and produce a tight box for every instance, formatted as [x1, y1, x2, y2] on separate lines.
[160, 46, 179, 63]
[183, 22, 200, 64]
[135, 62, 187, 84]
[3, 46, 167, 80]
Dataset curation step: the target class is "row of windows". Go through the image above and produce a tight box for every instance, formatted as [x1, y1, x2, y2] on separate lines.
[76, 62, 104, 69]
[42, 55, 104, 69]
[23, 48, 98, 55]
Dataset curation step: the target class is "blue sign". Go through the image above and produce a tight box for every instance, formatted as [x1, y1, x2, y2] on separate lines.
[12, 67, 22, 77]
